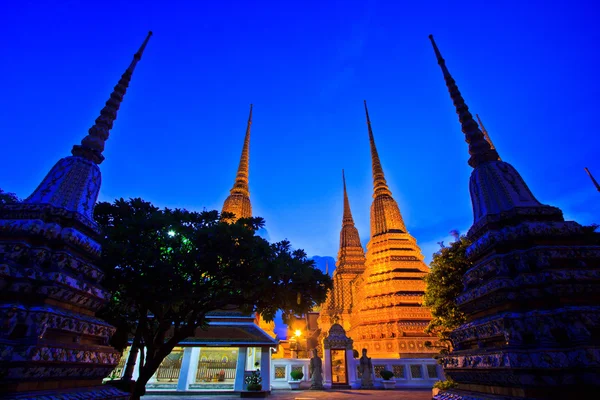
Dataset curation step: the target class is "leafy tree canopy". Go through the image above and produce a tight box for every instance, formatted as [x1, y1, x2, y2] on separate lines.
[94, 198, 332, 398]
[0, 188, 20, 205]
[423, 234, 472, 351]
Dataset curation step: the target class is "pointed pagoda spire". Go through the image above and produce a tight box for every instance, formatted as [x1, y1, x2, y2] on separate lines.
[364, 100, 392, 198]
[428, 35, 551, 225]
[222, 105, 253, 221]
[325, 260, 329, 275]
[476, 114, 501, 160]
[342, 169, 355, 225]
[71, 31, 152, 164]
[338, 170, 365, 251]
[25, 32, 152, 221]
[230, 104, 252, 197]
[585, 168, 600, 192]
[428, 35, 500, 168]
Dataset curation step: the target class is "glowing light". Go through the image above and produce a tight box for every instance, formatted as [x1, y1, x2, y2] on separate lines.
[294, 329, 302, 337]
[168, 230, 176, 237]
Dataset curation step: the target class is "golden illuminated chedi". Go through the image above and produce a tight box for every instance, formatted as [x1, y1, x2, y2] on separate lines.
[222, 104, 253, 222]
[220, 105, 276, 338]
[348, 101, 436, 358]
[318, 170, 367, 334]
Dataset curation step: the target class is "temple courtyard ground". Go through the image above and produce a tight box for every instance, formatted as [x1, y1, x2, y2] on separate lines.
[144, 389, 432, 399]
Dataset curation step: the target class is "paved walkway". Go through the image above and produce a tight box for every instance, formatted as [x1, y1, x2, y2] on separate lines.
[144, 389, 432, 399]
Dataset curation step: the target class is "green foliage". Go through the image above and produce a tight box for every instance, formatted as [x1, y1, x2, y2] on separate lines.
[290, 370, 304, 380]
[94, 198, 331, 398]
[0, 188, 20, 205]
[433, 378, 458, 390]
[245, 370, 262, 390]
[380, 370, 394, 380]
[423, 235, 472, 347]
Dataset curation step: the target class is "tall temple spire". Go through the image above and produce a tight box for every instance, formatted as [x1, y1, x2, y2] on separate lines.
[325, 260, 329, 275]
[232, 104, 252, 197]
[72, 31, 153, 165]
[222, 104, 253, 221]
[0, 33, 152, 399]
[428, 35, 500, 168]
[363, 101, 407, 235]
[428, 35, 546, 223]
[427, 36, 600, 400]
[339, 170, 364, 251]
[475, 114, 501, 160]
[317, 170, 367, 334]
[342, 169, 354, 225]
[364, 100, 392, 198]
[348, 104, 432, 358]
[585, 167, 600, 192]
[25, 32, 152, 221]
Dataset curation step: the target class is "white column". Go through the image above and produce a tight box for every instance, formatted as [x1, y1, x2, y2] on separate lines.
[234, 347, 248, 391]
[187, 348, 201, 388]
[176, 348, 193, 391]
[323, 348, 332, 389]
[260, 346, 271, 392]
[346, 349, 358, 389]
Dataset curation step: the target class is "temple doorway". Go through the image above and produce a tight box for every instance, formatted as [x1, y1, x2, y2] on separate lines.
[330, 349, 348, 385]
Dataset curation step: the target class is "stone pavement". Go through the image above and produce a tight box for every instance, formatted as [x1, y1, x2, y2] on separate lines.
[144, 389, 432, 399]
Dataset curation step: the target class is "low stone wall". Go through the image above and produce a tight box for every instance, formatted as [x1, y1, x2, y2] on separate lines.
[271, 358, 311, 389]
[271, 357, 442, 389]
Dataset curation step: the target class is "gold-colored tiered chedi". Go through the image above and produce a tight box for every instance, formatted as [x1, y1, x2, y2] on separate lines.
[220, 105, 276, 338]
[318, 171, 367, 334]
[222, 104, 253, 222]
[348, 101, 436, 358]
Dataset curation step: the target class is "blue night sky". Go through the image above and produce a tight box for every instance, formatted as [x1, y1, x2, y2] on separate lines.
[2, 1, 599, 337]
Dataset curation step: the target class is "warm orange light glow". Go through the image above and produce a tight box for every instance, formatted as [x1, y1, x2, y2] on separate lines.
[294, 329, 302, 337]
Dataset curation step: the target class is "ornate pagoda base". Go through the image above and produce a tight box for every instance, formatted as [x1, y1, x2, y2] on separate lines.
[436, 384, 600, 400]
[353, 336, 438, 358]
[3, 385, 128, 400]
[435, 389, 527, 400]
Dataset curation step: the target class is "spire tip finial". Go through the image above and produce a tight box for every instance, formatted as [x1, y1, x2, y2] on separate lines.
[71, 31, 151, 164]
[429, 35, 500, 168]
[364, 101, 391, 197]
[584, 167, 600, 192]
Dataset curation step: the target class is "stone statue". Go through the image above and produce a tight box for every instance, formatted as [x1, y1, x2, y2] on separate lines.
[359, 348, 374, 389]
[309, 349, 323, 389]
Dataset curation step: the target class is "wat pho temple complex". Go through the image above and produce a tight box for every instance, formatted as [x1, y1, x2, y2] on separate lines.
[1, 29, 600, 400]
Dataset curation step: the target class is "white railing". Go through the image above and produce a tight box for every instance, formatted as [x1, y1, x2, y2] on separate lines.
[271, 357, 442, 389]
[368, 358, 443, 388]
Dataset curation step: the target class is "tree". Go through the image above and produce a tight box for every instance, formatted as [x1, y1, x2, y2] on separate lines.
[0, 188, 20, 205]
[423, 234, 472, 353]
[94, 198, 332, 399]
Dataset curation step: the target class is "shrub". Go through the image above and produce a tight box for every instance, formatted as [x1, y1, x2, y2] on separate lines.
[290, 370, 304, 380]
[433, 379, 458, 390]
[245, 370, 262, 391]
[380, 370, 394, 380]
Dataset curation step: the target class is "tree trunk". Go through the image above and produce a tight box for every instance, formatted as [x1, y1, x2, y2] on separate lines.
[122, 333, 141, 381]
[129, 323, 197, 399]
[130, 361, 158, 400]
